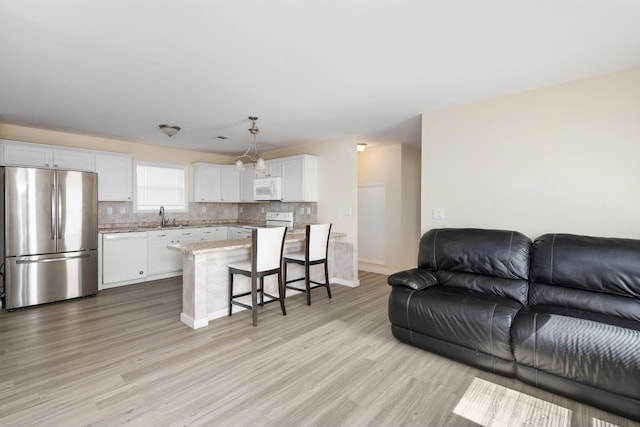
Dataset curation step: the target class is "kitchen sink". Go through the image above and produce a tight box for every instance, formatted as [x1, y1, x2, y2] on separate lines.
[138, 224, 185, 229]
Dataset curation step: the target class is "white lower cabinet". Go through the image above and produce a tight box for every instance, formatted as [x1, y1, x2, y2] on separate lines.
[147, 230, 181, 276]
[201, 227, 228, 242]
[227, 227, 252, 240]
[147, 229, 200, 277]
[101, 227, 232, 288]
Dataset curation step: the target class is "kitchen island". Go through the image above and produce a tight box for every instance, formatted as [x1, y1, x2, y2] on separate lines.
[168, 230, 347, 329]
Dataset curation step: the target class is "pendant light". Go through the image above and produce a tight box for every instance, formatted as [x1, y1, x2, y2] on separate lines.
[235, 116, 266, 172]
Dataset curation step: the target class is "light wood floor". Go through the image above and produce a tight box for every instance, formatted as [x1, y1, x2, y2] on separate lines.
[1, 272, 638, 426]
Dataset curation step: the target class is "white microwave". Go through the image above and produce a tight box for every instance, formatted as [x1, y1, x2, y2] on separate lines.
[253, 177, 282, 201]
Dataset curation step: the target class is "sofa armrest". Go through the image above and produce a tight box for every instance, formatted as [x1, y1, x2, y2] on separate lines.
[388, 268, 438, 291]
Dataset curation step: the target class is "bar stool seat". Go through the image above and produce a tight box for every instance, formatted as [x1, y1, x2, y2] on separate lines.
[228, 226, 287, 326]
[283, 223, 332, 305]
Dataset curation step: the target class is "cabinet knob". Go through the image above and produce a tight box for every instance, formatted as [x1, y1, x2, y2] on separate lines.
[54, 164, 59, 168]
[45, 163, 50, 167]
[139, 271, 144, 275]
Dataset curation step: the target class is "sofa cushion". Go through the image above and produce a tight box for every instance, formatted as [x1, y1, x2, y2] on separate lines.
[530, 233, 640, 320]
[389, 286, 523, 362]
[417, 228, 531, 304]
[437, 270, 529, 306]
[418, 228, 531, 280]
[513, 306, 640, 401]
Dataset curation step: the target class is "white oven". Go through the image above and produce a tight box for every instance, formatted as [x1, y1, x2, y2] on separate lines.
[253, 177, 282, 201]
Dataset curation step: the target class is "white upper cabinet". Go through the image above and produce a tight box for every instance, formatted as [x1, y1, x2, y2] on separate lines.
[219, 166, 240, 202]
[281, 155, 318, 202]
[52, 148, 95, 171]
[240, 164, 256, 202]
[2, 142, 53, 167]
[193, 163, 240, 202]
[1, 141, 94, 171]
[193, 163, 221, 202]
[254, 159, 281, 178]
[264, 160, 282, 177]
[95, 153, 133, 201]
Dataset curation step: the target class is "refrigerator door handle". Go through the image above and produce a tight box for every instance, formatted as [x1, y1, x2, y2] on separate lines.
[57, 183, 63, 239]
[16, 253, 92, 264]
[51, 184, 57, 240]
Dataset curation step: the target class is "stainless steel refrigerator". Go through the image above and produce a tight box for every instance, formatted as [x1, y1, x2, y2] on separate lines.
[1, 166, 98, 309]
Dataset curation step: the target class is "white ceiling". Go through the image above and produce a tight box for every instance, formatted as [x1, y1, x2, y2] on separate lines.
[1, 1, 639, 155]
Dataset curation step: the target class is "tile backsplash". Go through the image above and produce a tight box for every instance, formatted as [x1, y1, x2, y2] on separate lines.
[98, 201, 317, 227]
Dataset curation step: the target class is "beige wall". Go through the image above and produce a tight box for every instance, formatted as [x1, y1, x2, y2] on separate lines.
[421, 67, 640, 239]
[358, 144, 421, 274]
[0, 123, 234, 202]
[401, 144, 421, 265]
[265, 137, 359, 284]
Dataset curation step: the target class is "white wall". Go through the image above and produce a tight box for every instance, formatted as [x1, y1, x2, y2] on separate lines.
[421, 67, 640, 239]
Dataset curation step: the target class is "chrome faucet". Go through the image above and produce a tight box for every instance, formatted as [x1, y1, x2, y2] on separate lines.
[159, 206, 167, 227]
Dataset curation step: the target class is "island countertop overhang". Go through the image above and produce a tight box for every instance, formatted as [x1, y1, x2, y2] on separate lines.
[168, 230, 347, 256]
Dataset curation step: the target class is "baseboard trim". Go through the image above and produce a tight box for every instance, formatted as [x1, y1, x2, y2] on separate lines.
[180, 312, 209, 329]
[332, 278, 359, 288]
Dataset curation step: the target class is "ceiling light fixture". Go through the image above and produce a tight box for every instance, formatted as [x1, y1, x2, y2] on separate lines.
[357, 143, 368, 152]
[235, 116, 266, 172]
[159, 124, 181, 137]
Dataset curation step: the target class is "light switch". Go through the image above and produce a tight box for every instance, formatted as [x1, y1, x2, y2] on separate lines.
[119, 206, 126, 214]
[201, 206, 207, 214]
[432, 208, 445, 220]
[299, 207, 304, 215]
[306, 207, 311, 214]
[107, 207, 113, 215]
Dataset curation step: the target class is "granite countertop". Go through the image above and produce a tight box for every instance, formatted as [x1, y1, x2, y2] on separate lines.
[98, 222, 265, 233]
[167, 231, 347, 256]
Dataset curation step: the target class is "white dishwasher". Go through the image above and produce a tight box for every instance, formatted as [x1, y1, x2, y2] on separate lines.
[102, 232, 148, 285]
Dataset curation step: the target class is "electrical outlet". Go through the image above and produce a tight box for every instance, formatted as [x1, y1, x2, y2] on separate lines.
[432, 208, 445, 220]
[299, 207, 304, 215]
[201, 206, 207, 214]
[119, 206, 126, 214]
[261, 207, 265, 213]
[306, 207, 311, 214]
[239, 207, 243, 213]
[107, 207, 113, 215]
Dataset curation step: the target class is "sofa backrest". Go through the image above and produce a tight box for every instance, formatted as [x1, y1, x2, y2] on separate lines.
[530, 233, 640, 321]
[418, 228, 531, 305]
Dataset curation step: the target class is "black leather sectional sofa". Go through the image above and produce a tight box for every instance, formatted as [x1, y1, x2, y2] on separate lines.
[388, 228, 640, 421]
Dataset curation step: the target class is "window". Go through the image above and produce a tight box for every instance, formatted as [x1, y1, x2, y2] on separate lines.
[135, 162, 187, 212]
